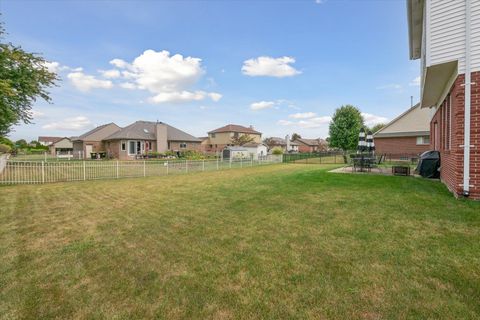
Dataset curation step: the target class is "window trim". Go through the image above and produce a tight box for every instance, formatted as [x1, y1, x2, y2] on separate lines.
[416, 136, 430, 145]
[121, 141, 126, 151]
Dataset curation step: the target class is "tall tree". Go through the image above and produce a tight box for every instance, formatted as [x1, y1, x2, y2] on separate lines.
[291, 133, 301, 141]
[328, 105, 364, 152]
[369, 123, 386, 134]
[0, 22, 57, 136]
[231, 134, 254, 146]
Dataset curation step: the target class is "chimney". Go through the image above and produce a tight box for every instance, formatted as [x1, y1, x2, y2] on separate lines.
[156, 122, 168, 152]
[285, 134, 290, 151]
[249, 125, 254, 129]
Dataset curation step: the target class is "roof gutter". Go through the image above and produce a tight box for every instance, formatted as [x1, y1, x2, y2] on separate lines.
[463, 0, 473, 196]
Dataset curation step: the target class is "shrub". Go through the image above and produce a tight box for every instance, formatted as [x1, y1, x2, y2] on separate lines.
[272, 147, 284, 155]
[0, 137, 14, 148]
[0, 143, 12, 154]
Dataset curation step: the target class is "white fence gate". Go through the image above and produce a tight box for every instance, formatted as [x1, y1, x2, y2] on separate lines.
[0, 155, 283, 185]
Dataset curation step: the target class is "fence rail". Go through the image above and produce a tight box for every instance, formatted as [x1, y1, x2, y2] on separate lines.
[283, 152, 421, 165]
[0, 155, 282, 185]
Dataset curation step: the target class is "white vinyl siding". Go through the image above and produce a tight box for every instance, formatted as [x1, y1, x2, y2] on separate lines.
[471, 0, 480, 70]
[425, 0, 480, 74]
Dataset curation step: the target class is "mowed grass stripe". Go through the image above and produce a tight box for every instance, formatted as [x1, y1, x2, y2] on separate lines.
[0, 164, 479, 319]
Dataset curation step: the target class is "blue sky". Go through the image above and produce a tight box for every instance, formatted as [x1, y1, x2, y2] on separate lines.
[2, 0, 420, 141]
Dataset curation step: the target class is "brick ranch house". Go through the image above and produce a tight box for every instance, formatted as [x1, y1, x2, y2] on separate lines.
[408, 0, 479, 199]
[374, 103, 431, 156]
[72, 123, 121, 159]
[292, 138, 328, 153]
[201, 124, 262, 153]
[264, 136, 299, 153]
[103, 121, 201, 160]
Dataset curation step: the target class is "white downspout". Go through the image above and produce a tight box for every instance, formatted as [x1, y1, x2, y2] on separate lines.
[463, 0, 472, 196]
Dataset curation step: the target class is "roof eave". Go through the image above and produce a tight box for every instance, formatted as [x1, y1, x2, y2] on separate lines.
[408, 0, 424, 60]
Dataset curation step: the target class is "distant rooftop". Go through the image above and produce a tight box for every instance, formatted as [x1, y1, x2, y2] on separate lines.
[208, 124, 261, 135]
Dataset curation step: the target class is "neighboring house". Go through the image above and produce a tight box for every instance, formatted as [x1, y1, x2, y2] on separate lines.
[373, 103, 431, 156]
[103, 121, 201, 160]
[408, 0, 480, 199]
[293, 138, 328, 153]
[38, 136, 63, 147]
[264, 136, 299, 153]
[242, 142, 268, 160]
[48, 137, 73, 157]
[72, 123, 121, 159]
[202, 124, 262, 153]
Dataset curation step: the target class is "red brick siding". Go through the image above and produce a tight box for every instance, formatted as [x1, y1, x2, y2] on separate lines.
[431, 72, 480, 200]
[169, 141, 202, 152]
[374, 136, 430, 155]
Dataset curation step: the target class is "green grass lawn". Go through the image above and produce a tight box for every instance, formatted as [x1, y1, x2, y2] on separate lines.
[1, 164, 479, 319]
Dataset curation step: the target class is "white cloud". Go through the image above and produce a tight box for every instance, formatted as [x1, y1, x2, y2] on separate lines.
[278, 116, 331, 128]
[361, 112, 389, 127]
[67, 71, 113, 92]
[99, 69, 121, 79]
[315, 0, 325, 3]
[43, 61, 61, 73]
[208, 92, 222, 102]
[29, 109, 45, 118]
[149, 90, 221, 104]
[250, 101, 276, 110]
[409, 76, 421, 86]
[107, 49, 221, 104]
[277, 120, 293, 126]
[242, 56, 301, 77]
[376, 83, 402, 90]
[110, 58, 129, 69]
[289, 112, 316, 119]
[119, 82, 137, 90]
[42, 116, 93, 131]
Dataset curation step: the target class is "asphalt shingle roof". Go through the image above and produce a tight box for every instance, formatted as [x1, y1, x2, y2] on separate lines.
[208, 124, 261, 135]
[104, 121, 200, 142]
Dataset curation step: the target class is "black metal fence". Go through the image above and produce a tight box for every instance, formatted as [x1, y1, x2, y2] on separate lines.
[283, 152, 347, 164]
[283, 152, 421, 165]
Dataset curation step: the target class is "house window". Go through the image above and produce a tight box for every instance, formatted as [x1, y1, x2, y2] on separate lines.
[128, 141, 136, 155]
[416, 136, 430, 145]
[121, 141, 126, 151]
[180, 142, 187, 149]
[233, 132, 239, 138]
[210, 133, 216, 138]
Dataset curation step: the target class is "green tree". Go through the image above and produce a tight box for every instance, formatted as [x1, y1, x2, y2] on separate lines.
[328, 105, 364, 152]
[15, 139, 27, 149]
[271, 147, 283, 155]
[231, 134, 254, 146]
[0, 22, 57, 136]
[291, 133, 301, 141]
[369, 123, 386, 134]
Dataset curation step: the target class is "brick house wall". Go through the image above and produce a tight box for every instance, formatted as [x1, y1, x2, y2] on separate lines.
[169, 141, 202, 152]
[431, 72, 480, 200]
[297, 144, 315, 153]
[374, 136, 430, 156]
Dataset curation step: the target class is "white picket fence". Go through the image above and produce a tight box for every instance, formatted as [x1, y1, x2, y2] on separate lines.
[0, 155, 283, 185]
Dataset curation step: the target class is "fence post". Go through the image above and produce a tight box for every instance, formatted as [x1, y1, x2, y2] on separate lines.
[251, 156, 253, 167]
[166, 161, 169, 175]
[83, 161, 86, 181]
[116, 161, 119, 178]
[185, 160, 188, 173]
[41, 161, 45, 184]
[229, 159, 232, 169]
[202, 159, 205, 171]
[44, 152, 47, 162]
[240, 157, 243, 168]
[216, 158, 219, 170]
[143, 160, 146, 177]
